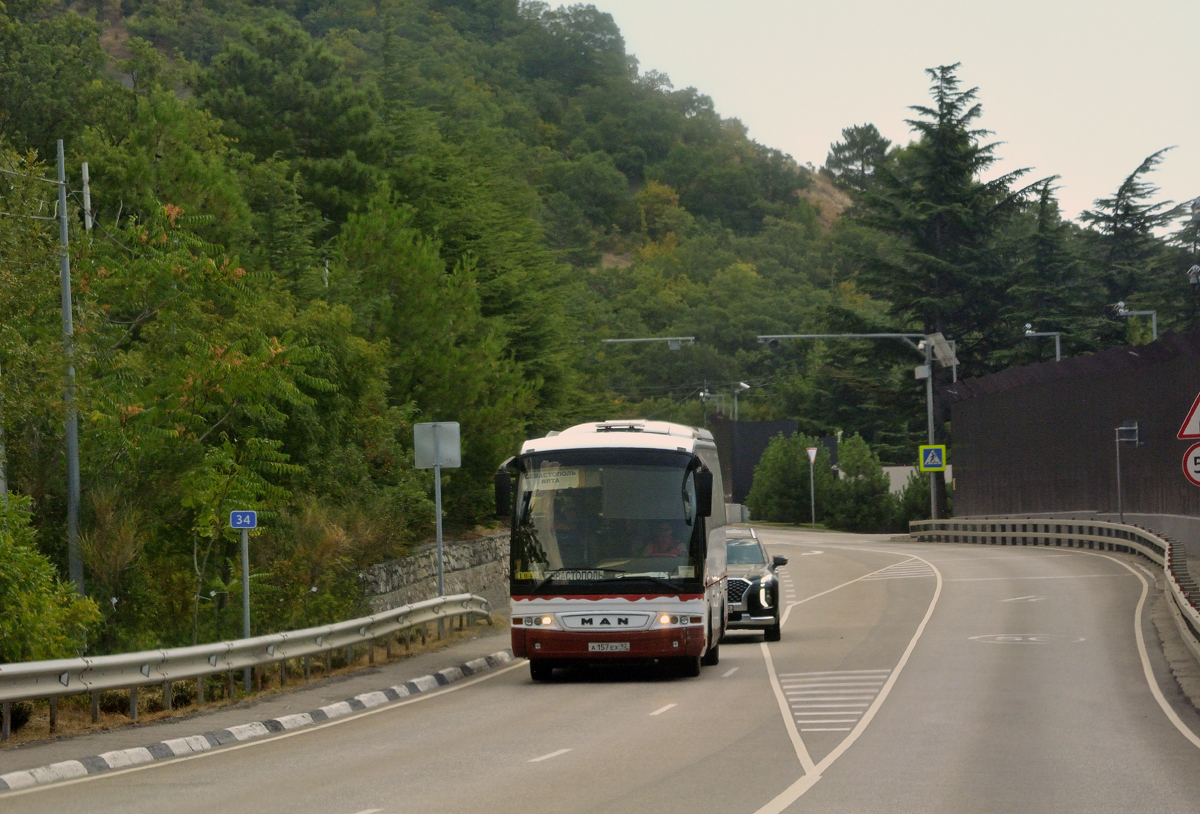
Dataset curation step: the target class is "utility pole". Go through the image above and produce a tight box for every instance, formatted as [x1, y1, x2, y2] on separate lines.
[80, 162, 93, 231]
[925, 340, 937, 521]
[57, 140, 82, 594]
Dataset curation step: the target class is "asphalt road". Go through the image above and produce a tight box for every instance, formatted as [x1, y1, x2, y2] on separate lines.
[8, 529, 1200, 813]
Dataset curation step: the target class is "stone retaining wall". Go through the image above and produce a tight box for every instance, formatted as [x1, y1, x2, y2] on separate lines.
[363, 532, 509, 613]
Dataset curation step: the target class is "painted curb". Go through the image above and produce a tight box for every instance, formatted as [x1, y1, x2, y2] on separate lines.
[0, 649, 515, 793]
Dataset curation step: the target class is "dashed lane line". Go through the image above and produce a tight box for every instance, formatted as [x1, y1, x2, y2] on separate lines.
[649, 704, 677, 716]
[721, 667, 739, 678]
[528, 749, 572, 763]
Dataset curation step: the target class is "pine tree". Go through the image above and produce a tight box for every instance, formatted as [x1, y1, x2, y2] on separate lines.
[824, 123, 891, 191]
[1080, 148, 1181, 306]
[856, 64, 1033, 363]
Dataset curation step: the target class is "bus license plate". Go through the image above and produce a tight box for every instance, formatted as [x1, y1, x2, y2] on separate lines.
[588, 642, 630, 652]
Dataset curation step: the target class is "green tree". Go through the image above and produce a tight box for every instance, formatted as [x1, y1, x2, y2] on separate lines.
[858, 64, 1033, 369]
[0, 494, 100, 662]
[824, 123, 891, 192]
[825, 433, 893, 532]
[0, 0, 109, 157]
[1080, 148, 1181, 332]
[746, 433, 835, 526]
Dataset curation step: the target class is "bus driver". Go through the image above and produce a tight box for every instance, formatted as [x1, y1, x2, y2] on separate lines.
[642, 521, 687, 558]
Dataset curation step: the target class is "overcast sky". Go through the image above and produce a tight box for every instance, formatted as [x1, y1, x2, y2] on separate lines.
[587, 0, 1199, 224]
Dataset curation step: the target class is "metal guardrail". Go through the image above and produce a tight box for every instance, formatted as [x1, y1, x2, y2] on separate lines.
[0, 594, 490, 710]
[909, 517, 1200, 646]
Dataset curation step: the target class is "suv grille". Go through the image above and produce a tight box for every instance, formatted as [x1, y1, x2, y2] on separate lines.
[727, 578, 751, 603]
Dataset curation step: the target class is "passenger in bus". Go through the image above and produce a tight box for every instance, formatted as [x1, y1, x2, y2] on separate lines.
[642, 521, 687, 557]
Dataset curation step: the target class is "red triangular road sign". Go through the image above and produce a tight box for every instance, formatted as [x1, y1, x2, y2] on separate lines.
[806, 447, 818, 464]
[1179, 392, 1200, 439]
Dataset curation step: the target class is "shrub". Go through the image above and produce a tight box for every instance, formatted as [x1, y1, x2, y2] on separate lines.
[747, 432, 896, 532]
[825, 434, 894, 533]
[746, 433, 836, 525]
[0, 495, 101, 663]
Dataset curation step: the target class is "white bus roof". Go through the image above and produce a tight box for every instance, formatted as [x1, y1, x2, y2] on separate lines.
[520, 420, 714, 455]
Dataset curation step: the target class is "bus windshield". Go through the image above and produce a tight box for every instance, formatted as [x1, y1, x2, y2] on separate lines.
[511, 448, 702, 591]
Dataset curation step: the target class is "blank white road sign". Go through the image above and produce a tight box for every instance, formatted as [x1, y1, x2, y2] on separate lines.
[414, 422, 461, 469]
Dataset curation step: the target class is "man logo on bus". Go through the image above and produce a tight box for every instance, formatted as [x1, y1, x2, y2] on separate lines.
[579, 617, 629, 626]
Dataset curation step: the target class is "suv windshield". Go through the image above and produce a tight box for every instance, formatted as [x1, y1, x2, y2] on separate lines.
[511, 448, 701, 591]
[727, 538, 766, 565]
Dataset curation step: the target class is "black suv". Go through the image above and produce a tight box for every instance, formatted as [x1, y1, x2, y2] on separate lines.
[724, 528, 787, 641]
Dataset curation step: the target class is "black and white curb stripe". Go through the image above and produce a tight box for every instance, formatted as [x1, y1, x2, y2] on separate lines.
[0, 650, 514, 793]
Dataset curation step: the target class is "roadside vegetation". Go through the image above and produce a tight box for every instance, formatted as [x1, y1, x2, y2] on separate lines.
[0, 1, 1194, 652]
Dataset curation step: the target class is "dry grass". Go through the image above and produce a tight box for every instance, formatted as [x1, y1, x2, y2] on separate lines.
[2, 615, 505, 749]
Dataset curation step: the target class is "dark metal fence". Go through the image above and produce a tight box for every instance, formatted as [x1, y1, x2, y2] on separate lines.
[945, 328, 1200, 519]
[709, 417, 798, 503]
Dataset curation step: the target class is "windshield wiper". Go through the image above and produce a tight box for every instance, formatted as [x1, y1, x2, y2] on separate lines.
[610, 573, 686, 593]
[530, 567, 626, 593]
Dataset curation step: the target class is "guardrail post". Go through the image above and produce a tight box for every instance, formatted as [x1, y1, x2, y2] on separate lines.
[324, 649, 331, 674]
[226, 670, 234, 700]
[196, 676, 205, 705]
[2, 702, 10, 741]
[304, 655, 311, 680]
[345, 644, 353, 668]
[163, 680, 172, 712]
[49, 696, 58, 733]
[280, 659, 287, 687]
[129, 686, 138, 721]
[91, 690, 99, 723]
[386, 635, 393, 661]
[369, 640, 375, 665]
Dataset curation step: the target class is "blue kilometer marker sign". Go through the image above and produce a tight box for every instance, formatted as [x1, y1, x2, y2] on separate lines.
[229, 510, 257, 529]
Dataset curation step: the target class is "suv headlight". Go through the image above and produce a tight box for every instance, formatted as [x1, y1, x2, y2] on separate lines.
[759, 574, 774, 609]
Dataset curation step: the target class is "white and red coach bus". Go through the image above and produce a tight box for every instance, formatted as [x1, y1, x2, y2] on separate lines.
[495, 420, 728, 680]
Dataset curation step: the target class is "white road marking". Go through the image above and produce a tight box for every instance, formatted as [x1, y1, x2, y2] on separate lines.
[1089, 552, 1200, 750]
[760, 641, 817, 775]
[351, 809, 383, 814]
[756, 548, 943, 814]
[781, 557, 921, 626]
[779, 682, 884, 689]
[649, 704, 677, 716]
[946, 573, 1128, 582]
[779, 669, 890, 677]
[789, 704, 870, 709]
[1, 659, 529, 798]
[528, 749, 572, 763]
[800, 727, 850, 732]
[721, 667, 739, 678]
[800, 551, 823, 555]
[999, 595, 1046, 602]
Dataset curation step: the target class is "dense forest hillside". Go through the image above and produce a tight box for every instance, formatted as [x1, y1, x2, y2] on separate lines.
[1, 0, 1195, 653]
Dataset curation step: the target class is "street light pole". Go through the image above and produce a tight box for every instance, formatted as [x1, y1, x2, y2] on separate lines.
[733, 382, 750, 421]
[1024, 324, 1062, 361]
[1115, 302, 1157, 341]
[761, 331, 945, 520]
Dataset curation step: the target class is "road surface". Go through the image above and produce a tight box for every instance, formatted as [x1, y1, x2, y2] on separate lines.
[8, 529, 1200, 813]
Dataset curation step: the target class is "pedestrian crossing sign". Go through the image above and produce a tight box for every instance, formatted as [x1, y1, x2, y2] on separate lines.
[919, 445, 947, 472]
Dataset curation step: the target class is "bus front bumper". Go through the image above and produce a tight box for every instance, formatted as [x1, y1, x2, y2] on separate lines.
[512, 627, 706, 659]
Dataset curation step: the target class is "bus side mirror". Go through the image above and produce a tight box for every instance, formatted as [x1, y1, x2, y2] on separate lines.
[772, 555, 788, 568]
[495, 471, 512, 518]
[694, 470, 713, 517]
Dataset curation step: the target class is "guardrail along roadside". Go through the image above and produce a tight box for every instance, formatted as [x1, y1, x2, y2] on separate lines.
[1, 594, 491, 742]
